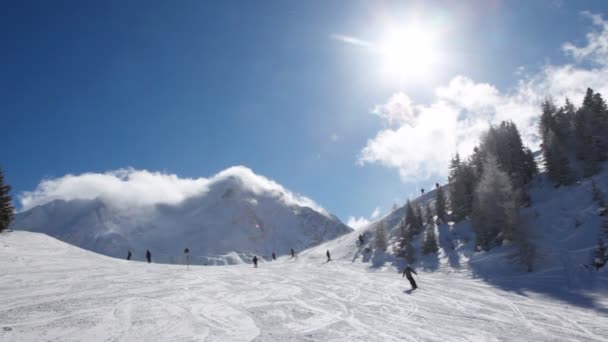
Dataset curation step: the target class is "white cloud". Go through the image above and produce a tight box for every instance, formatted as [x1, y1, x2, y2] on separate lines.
[370, 207, 381, 219]
[371, 92, 417, 126]
[359, 12, 608, 182]
[331, 34, 373, 48]
[346, 216, 370, 230]
[19, 166, 328, 215]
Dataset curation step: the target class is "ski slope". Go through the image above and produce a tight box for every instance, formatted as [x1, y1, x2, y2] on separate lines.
[2, 231, 608, 341]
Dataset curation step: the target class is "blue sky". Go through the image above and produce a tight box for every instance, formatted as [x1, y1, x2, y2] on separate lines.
[3, 0, 608, 226]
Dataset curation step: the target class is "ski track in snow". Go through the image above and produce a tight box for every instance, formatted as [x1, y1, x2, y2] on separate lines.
[1, 232, 608, 342]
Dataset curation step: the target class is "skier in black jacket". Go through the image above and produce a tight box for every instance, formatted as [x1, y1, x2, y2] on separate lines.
[253, 256, 258, 268]
[326, 250, 331, 262]
[145, 249, 151, 263]
[127, 250, 132, 260]
[402, 266, 418, 289]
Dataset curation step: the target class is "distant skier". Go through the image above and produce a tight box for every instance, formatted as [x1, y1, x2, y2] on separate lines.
[402, 266, 418, 290]
[435, 182, 439, 189]
[421, 188, 425, 195]
[291, 249, 295, 258]
[358, 234, 364, 246]
[272, 252, 276, 260]
[253, 256, 258, 268]
[326, 250, 331, 262]
[145, 249, 151, 263]
[127, 250, 132, 261]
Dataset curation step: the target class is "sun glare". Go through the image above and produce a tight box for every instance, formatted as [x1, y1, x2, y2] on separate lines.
[378, 27, 437, 81]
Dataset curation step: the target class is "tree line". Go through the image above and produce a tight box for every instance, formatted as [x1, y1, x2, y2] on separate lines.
[387, 87, 607, 272]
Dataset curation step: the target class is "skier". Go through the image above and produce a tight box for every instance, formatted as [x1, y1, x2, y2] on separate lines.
[145, 249, 151, 263]
[127, 250, 132, 260]
[402, 265, 418, 290]
[291, 248, 295, 258]
[253, 255, 258, 268]
[358, 234, 364, 246]
[435, 182, 439, 189]
[272, 252, 276, 260]
[326, 250, 331, 262]
[421, 188, 425, 195]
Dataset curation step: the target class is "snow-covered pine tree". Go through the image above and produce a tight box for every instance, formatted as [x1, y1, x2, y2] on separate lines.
[435, 184, 447, 223]
[471, 155, 520, 249]
[0, 167, 15, 233]
[422, 223, 439, 255]
[374, 221, 388, 252]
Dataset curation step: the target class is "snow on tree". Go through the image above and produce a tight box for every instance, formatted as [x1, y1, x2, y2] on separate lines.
[374, 221, 388, 252]
[0, 167, 15, 233]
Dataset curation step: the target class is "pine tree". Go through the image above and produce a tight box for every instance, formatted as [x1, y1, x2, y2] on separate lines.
[576, 88, 601, 176]
[435, 184, 447, 223]
[471, 155, 520, 249]
[374, 221, 388, 252]
[414, 203, 424, 235]
[448, 155, 476, 222]
[422, 224, 439, 255]
[397, 219, 416, 263]
[543, 129, 574, 186]
[424, 202, 434, 226]
[0, 168, 15, 233]
[404, 200, 416, 232]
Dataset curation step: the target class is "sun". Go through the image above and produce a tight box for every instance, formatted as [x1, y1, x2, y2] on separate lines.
[378, 26, 437, 81]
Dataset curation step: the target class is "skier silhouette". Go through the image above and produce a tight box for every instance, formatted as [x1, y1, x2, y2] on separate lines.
[326, 250, 331, 262]
[272, 252, 276, 260]
[145, 249, 151, 263]
[291, 249, 295, 258]
[252, 256, 258, 268]
[126, 250, 132, 261]
[421, 188, 425, 195]
[402, 266, 418, 290]
[358, 234, 364, 246]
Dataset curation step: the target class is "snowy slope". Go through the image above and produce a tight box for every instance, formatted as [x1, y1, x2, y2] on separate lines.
[11, 167, 351, 265]
[1, 231, 607, 342]
[299, 163, 608, 315]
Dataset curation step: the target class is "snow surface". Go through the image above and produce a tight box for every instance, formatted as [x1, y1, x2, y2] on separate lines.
[2, 231, 608, 342]
[11, 167, 351, 265]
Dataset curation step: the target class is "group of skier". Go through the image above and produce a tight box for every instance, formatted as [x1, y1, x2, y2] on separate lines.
[126, 245, 420, 291]
[126, 249, 152, 263]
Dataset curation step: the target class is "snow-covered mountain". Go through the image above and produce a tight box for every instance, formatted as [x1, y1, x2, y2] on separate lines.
[11, 166, 352, 264]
